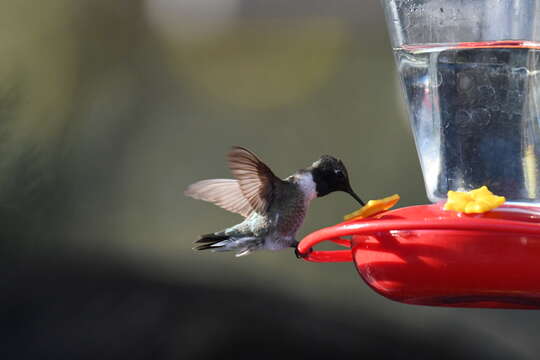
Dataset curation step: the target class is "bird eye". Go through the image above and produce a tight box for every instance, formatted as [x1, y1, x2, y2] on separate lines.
[334, 169, 344, 178]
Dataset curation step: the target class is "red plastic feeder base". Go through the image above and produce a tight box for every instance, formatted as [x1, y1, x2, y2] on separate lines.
[297, 203, 540, 309]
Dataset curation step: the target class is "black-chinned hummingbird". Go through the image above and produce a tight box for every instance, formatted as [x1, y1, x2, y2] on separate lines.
[184, 146, 364, 256]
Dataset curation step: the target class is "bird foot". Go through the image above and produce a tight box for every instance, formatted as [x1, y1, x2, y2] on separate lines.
[294, 245, 312, 259]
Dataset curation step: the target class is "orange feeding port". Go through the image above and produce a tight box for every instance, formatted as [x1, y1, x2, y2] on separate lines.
[297, 204, 540, 309]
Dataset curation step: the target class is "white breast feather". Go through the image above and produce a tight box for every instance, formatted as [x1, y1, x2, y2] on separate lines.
[296, 173, 317, 202]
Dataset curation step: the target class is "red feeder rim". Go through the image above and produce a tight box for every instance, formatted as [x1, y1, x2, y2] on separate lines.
[297, 203, 540, 309]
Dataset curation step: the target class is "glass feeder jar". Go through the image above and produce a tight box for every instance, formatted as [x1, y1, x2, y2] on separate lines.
[383, 0, 540, 203]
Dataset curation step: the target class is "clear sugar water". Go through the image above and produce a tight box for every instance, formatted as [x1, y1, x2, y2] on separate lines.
[396, 41, 540, 203]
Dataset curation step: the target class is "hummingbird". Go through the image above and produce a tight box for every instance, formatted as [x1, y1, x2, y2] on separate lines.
[184, 146, 364, 257]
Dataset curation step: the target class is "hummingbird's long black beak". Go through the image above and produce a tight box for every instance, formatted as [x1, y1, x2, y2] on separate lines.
[346, 187, 365, 206]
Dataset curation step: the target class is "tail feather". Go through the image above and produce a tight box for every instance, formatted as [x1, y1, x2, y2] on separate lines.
[193, 233, 262, 256]
[193, 233, 229, 251]
[194, 233, 229, 245]
[194, 243, 219, 251]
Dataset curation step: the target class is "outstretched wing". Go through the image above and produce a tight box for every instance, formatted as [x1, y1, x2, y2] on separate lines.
[184, 179, 254, 217]
[227, 146, 282, 215]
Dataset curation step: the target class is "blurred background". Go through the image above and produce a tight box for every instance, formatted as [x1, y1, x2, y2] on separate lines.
[1, 0, 539, 359]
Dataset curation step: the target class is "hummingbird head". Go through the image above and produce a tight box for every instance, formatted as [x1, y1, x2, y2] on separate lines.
[309, 155, 365, 206]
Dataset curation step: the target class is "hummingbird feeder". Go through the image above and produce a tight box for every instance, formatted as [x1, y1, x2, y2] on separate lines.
[296, 0, 540, 309]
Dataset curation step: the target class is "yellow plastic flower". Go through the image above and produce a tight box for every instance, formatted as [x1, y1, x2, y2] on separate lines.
[444, 186, 505, 214]
[344, 194, 400, 220]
